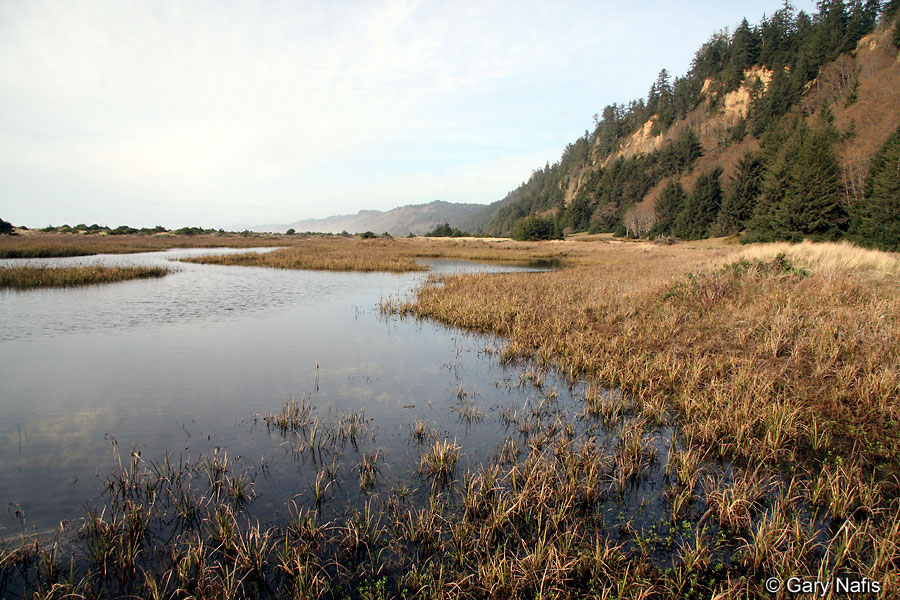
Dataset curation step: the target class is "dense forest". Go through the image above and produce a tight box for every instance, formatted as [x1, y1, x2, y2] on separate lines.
[468, 0, 900, 250]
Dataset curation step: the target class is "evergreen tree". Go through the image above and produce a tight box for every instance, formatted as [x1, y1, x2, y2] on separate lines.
[646, 82, 659, 116]
[725, 19, 761, 89]
[691, 30, 730, 81]
[565, 193, 594, 231]
[744, 120, 804, 242]
[775, 121, 847, 239]
[759, 2, 798, 67]
[750, 67, 800, 136]
[653, 179, 687, 236]
[851, 125, 900, 250]
[715, 152, 764, 234]
[844, 1, 879, 50]
[812, 0, 849, 63]
[0, 217, 12, 234]
[884, 0, 900, 20]
[892, 9, 900, 49]
[674, 167, 724, 239]
[673, 128, 703, 172]
[658, 129, 703, 175]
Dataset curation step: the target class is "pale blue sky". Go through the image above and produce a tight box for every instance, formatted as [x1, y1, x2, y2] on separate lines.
[0, 0, 817, 229]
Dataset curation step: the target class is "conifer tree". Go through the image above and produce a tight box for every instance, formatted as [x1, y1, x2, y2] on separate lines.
[565, 194, 594, 232]
[851, 125, 900, 250]
[775, 119, 847, 239]
[812, 0, 849, 63]
[674, 167, 724, 239]
[759, 2, 797, 67]
[844, 1, 879, 51]
[750, 68, 799, 136]
[744, 120, 804, 242]
[715, 152, 764, 234]
[653, 179, 687, 236]
[726, 19, 761, 89]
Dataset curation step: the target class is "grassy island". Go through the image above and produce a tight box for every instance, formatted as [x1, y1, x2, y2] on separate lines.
[0, 265, 169, 290]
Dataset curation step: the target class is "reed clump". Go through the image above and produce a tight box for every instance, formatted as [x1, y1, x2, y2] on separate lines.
[181, 240, 428, 272]
[0, 265, 168, 289]
[420, 438, 461, 483]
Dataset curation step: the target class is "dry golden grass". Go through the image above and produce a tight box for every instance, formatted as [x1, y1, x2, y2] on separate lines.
[181, 240, 428, 272]
[180, 237, 572, 272]
[735, 239, 900, 279]
[390, 240, 900, 469]
[399, 237, 570, 264]
[0, 231, 293, 258]
[0, 265, 169, 289]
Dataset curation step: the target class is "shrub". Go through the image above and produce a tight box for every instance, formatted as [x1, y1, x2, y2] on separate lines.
[511, 216, 562, 241]
[426, 223, 469, 237]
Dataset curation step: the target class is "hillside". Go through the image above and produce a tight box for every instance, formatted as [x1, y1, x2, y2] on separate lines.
[472, 1, 900, 250]
[254, 200, 486, 236]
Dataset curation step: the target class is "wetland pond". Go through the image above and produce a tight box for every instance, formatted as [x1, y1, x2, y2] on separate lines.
[1, 247, 882, 598]
[0, 249, 633, 536]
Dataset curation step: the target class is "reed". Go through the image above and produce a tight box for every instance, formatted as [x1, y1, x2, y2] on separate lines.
[182, 243, 428, 273]
[357, 449, 383, 490]
[5, 424, 899, 599]
[420, 438, 461, 484]
[0, 265, 168, 289]
[265, 394, 312, 432]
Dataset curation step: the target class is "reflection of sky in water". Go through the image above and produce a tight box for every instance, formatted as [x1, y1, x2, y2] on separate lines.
[0, 250, 567, 534]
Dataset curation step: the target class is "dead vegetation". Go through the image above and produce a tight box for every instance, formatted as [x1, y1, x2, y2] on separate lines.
[0, 265, 169, 290]
[0, 231, 292, 259]
[181, 237, 571, 273]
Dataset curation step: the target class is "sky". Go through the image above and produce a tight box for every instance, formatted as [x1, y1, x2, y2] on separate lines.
[0, 0, 818, 230]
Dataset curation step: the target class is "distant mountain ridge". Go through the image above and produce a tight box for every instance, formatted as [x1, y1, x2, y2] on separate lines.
[254, 200, 486, 236]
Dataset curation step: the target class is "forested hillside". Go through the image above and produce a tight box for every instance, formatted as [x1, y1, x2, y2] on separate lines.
[472, 0, 900, 250]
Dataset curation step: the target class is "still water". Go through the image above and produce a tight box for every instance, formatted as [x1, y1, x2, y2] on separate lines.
[0, 249, 573, 535]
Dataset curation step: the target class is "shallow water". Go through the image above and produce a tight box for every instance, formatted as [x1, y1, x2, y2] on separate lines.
[0, 249, 577, 534]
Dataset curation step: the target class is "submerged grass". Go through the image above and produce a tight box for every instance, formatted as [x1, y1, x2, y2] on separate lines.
[0, 265, 169, 289]
[4, 371, 899, 598]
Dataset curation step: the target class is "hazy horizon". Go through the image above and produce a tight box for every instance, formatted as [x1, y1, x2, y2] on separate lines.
[1, 0, 816, 230]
